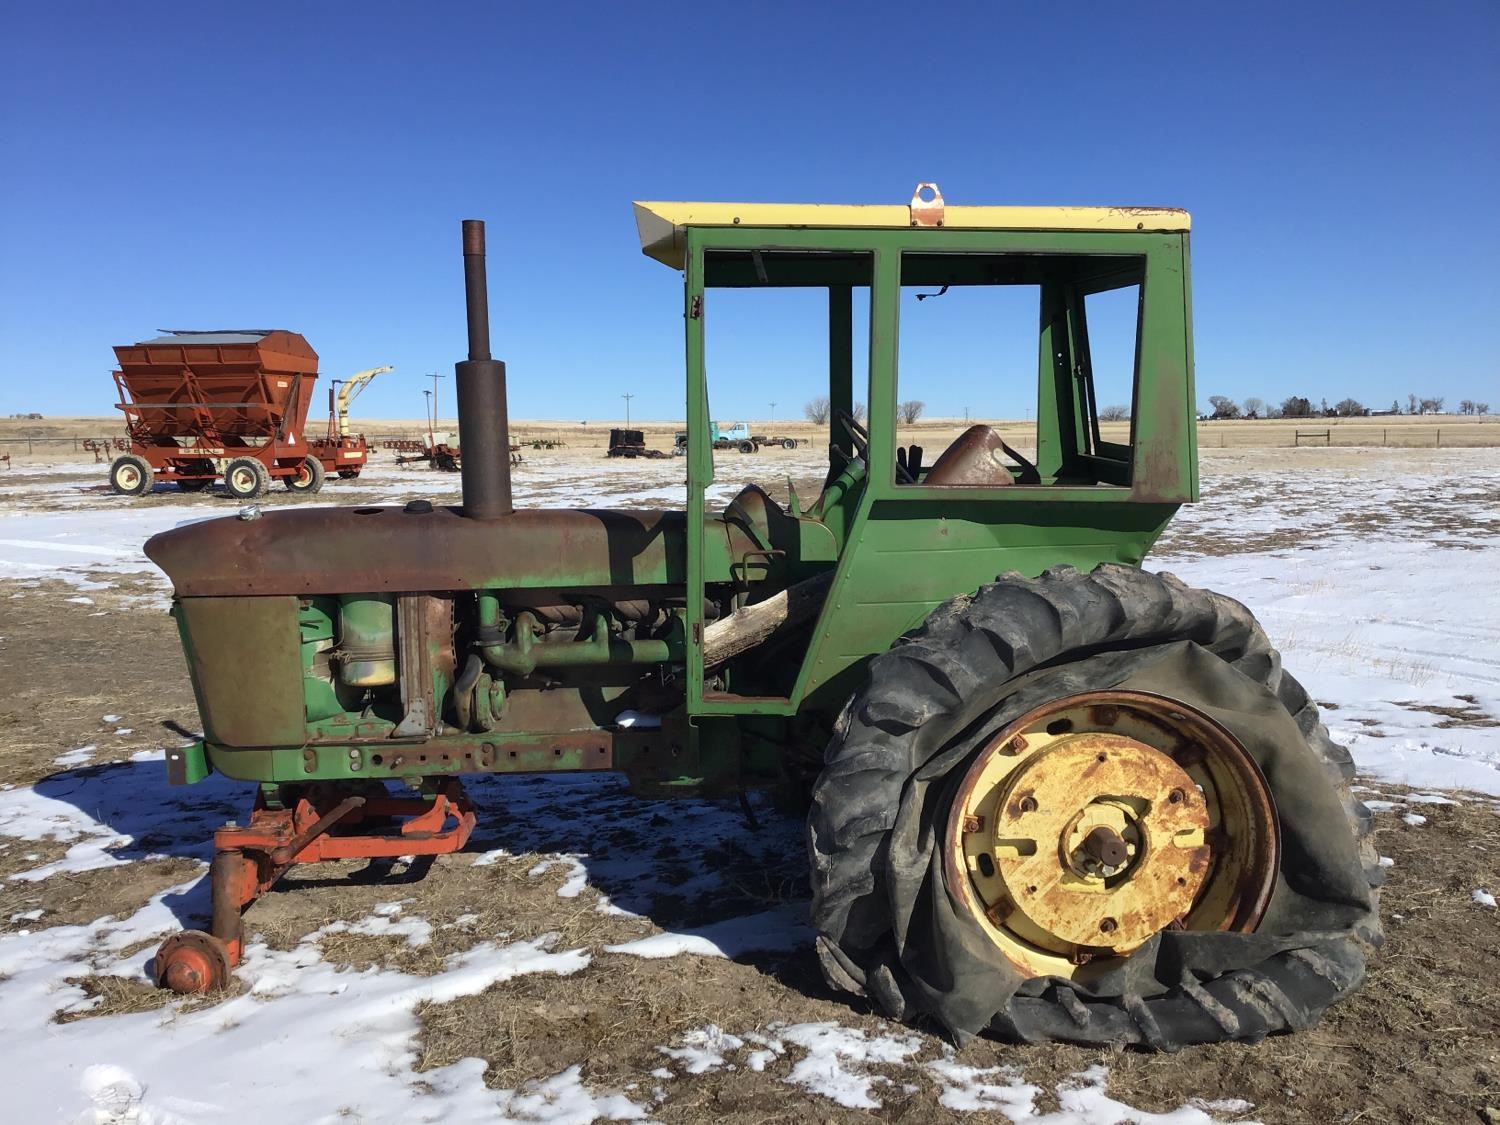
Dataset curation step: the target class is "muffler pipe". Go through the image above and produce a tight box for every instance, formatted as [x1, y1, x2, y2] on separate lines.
[455, 219, 513, 519]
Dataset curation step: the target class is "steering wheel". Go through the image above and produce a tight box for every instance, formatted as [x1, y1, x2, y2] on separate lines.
[835, 409, 915, 484]
[835, 409, 869, 463]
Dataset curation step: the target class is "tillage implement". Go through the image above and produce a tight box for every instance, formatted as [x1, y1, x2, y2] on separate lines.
[145, 186, 1379, 1048]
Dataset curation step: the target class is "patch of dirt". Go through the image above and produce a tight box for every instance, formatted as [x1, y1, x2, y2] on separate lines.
[3, 560, 1500, 1119]
[404, 793, 1500, 1124]
[1398, 698, 1500, 729]
[0, 575, 199, 787]
[2, 856, 200, 932]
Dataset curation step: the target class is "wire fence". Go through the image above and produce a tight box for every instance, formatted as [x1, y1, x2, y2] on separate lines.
[0, 424, 1496, 456]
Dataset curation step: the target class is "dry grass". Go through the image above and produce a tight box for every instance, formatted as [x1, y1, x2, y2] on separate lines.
[4, 412, 1499, 468]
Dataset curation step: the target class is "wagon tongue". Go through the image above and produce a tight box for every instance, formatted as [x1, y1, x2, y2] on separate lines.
[454, 219, 513, 519]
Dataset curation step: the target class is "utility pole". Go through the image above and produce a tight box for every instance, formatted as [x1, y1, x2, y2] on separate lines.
[770, 401, 777, 425]
[622, 393, 634, 428]
[429, 371, 446, 429]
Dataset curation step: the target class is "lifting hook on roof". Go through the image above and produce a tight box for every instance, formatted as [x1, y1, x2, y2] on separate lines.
[910, 182, 945, 227]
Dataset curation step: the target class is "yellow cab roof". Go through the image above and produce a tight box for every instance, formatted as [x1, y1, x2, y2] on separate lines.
[633, 194, 1191, 268]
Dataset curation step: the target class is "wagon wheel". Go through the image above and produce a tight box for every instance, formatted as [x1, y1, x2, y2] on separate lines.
[108, 453, 154, 496]
[809, 564, 1381, 1048]
[284, 455, 326, 494]
[224, 457, 271, 500]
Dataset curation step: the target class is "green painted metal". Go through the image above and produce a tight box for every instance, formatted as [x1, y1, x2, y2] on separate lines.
[158, 204, 1199, 799]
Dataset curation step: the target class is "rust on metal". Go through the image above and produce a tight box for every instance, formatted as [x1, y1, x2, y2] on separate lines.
[455, 217, 513, 518]
[941, 689, 1280, 981]
[145, 506, 742, 596]
[155, 780, 477, 994]
[1090, 704, 1119, 727]
[909, 182, 946, 227]
[1081, 825, 1128, 868]
[154, 930, 232, 994]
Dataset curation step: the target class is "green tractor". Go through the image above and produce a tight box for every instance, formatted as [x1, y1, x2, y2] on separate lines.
[146, 186, 1378, 1049]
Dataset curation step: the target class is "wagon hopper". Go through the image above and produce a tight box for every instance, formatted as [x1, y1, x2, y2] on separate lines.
[109, 329, 357, 498]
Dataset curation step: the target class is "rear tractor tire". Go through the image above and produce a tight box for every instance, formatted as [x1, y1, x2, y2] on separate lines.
[224, 457, 271, 500]
[108, 453, 154, 496]
[283, 454, 326, 494]
[809, 563, 1381, 1049]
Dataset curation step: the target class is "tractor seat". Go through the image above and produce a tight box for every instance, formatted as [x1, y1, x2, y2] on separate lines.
[722, 482, 791, 549]
[923, 425, 1018, 486]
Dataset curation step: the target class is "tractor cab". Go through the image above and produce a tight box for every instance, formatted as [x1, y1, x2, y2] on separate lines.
[634, 185, 1201, 713]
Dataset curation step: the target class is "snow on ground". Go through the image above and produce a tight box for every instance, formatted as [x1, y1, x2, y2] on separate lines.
[1155, 450, 1500, 797]
[0, 450, 820, 589]
[0, 445, 1496, 1121]
[0, 751, 1261, 1123]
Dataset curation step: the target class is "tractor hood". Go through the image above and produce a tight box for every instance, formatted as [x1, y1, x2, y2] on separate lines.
[145, 505, 698, 596]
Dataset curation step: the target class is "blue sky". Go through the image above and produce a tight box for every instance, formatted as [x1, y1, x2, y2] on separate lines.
[2, 2, 1495, 424]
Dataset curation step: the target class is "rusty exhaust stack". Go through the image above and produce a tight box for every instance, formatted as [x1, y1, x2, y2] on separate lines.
[455, 219, 513, 518]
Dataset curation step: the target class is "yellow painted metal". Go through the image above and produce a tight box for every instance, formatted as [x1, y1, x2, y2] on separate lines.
[943, 692, 1277, 983]
[968, 734, 1209, 951]
[334, 366, 393, 436]
[634, 198, 1191, 267]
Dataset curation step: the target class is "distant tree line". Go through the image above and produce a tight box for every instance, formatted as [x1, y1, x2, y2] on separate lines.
[805, 392, 1491, 426]
[1205, 392, 1488, 420]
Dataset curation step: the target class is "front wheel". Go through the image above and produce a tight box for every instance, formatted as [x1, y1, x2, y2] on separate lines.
[808, 564, 1380, 1048]
[108, 453, 154, 496]
[224, 457, 270, 500]
[283, 455, 326, 493]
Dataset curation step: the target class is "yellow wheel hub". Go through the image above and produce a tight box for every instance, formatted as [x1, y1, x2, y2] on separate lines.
[944, 690, 1279, 981]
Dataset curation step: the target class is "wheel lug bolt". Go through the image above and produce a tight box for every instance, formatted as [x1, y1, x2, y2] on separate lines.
[1099, 917, 1118, 934]
[1168, 788, 1186, 804]
[1017, 796, 1038, 814]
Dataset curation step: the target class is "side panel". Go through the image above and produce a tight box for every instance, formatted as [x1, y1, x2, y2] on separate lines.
[178, 596, 304, 747]
[792, 500, 1177, 706]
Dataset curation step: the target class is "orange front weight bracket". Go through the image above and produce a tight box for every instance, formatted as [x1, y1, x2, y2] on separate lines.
[155, 780, 477, 994]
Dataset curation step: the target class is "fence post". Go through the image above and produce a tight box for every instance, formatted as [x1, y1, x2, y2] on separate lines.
[1437, 429, 1441, 448]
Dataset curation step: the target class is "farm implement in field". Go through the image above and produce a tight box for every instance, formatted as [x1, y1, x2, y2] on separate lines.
[671, 422, 802, 456]
[144, 188, 1379, 1048]
[107, 330, 386, 498]
[307, 364, 392, 480]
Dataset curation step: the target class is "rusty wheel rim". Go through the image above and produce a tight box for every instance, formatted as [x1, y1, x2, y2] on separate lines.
[115, 464, 142, 490]
[229, 465, 258, 492]
[293, 462, 313, 487]
[943, 690, 1279, 980]
[155, 930, 232, 994]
